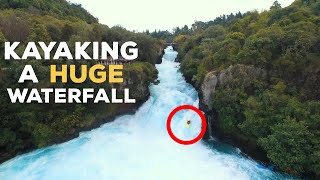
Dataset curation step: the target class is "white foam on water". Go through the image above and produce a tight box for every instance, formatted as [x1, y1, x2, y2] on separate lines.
[0, 47, 293, 180]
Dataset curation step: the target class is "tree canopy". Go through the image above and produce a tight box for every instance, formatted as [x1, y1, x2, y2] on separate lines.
[0, 0, 161, 163]
[172, 0, 320, 178]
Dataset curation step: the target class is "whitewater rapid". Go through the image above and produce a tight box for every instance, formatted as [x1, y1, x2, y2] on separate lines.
[0, 47, 292, 180]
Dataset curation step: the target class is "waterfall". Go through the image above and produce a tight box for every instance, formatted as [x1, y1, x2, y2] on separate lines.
[0, 46, 293, 180]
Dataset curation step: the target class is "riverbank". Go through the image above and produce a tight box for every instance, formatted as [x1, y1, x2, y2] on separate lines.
[181, 60, 317, 179]
[0, 62, 158, 164]
[0, 46, 290, 180]
[0, 1, 163, 166]
[172, 2, 320, 177]
[0, 102, 143, 163]
[173, 57, 271, 166]
[188, 78, 267, 162]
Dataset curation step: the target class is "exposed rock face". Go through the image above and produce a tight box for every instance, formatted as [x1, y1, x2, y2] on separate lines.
[201, 71, 218, 110]
[156, 48, 164, 64]
[201, 64, 266, 111]
[200, 64, 268, 162]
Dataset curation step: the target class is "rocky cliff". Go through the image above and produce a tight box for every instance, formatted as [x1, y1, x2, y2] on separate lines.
[200, 64, 269, 162]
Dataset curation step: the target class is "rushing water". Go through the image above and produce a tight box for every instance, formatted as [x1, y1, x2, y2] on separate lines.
[0, 47, 293, 180]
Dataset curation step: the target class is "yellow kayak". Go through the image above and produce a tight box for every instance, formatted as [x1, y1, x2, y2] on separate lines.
[186, 120, 191, 128]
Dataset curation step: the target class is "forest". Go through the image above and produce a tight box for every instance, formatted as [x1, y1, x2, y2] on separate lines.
[1, 0, 320, 179]
[171, 0, 320, 178]
[0, 0, 160, 163]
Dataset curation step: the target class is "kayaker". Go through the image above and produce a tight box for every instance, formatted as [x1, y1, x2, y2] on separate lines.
[186, 120, 191, 128]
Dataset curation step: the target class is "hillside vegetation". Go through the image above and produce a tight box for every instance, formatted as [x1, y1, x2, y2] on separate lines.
[174, 0, 320, 178]
[0, 0, 98, 23]
[0, 0, 160, 162]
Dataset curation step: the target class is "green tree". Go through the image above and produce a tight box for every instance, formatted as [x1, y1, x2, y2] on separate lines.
[259, 118, 312, 175]
[270, 1, 282, 10]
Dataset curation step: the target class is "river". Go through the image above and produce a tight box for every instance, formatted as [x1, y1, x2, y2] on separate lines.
[0, 47, 293, 179]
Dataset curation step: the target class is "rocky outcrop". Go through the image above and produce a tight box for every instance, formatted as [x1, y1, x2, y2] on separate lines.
[201, 71, 218, 110]
[201, 64, 266, 111]
[200, 64, 268, 161]
[156, 48, 164, 64]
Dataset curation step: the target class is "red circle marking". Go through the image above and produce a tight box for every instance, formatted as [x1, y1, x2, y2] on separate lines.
[166, 105, 207, 145]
